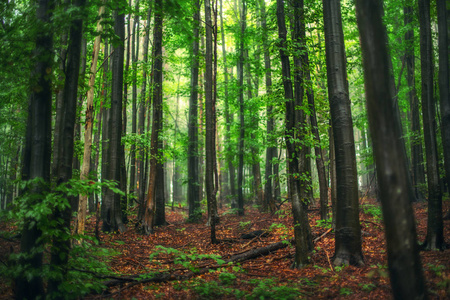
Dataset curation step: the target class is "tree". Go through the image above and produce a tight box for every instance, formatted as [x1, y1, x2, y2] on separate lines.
[437, 0, 450, 196]
[204, 0, 218, 243]
[142, 0, 164, 235]
[355, 0, 427, 298]
[101, 4, 127, 233]
[188, 0, 201, 222]
[276, 0, 311, 268]
[15, 0, 53, 298]
[418, 0, 444, 250]
[237, 0, 246, 216]
[76, 3, 105, 237]
[404, 3, 426, 201]
[322, 0, 363, 266]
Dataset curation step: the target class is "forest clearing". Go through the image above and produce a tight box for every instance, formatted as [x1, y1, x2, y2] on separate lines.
[1, 199, 449, 299]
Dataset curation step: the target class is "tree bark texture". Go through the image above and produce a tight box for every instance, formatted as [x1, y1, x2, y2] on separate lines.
[356, 1, 427, 298]
[322, 0, 363, 266]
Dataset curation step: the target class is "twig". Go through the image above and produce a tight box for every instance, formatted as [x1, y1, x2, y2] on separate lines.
[313, 228, 333, 243]
[323, 247, 334, 272]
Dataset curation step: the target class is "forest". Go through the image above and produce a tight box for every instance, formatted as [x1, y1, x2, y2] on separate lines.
[0, 0, 449, 298]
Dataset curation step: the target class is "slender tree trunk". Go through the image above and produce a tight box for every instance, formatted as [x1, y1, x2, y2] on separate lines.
[237, 0, 246, 216]
[404, 4, 426, 201]
[322, 0, 363, 266]
[205, 0, 217, 243]
[129, 0, 140, 205]
[76, 3, 105, 236]
[15, 1, 53, 298]
[437, 0, 450, 195]
[220, 0, 236, 208]
[188, 0, 201, 221]
[418, 0, 444, 250]
[137, 6, 151, 220]
[142, 0, 163, 235]
[355, 1, 427, 298]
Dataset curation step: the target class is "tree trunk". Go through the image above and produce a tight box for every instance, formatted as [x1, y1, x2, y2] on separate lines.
[205, 0, 217, 243]
[142, 0, 163, 235]
[129, 0, 140, 206]
[355, 1, 427, 298]
[404, 4, 426, 201]
[15, 1, 53, 298]
[76, 3, 105, 236]
[418, 0, 444, 250]
[437, 0, 450, 196]
[137, 6, 151, 220]
[322, 0, 363, 266]
[101, 7, 126, 233]
[48, 0, 85, 293]
[236, 0, 246, 216]
[276, 0, 311, 268]
[188, 0, 201, 221]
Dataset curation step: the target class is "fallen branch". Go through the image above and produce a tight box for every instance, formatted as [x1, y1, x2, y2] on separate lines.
[313, 228, 333, 243]
[100, 239, 293, 289]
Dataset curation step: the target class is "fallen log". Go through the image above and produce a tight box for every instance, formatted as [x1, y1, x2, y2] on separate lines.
[101, 239, 293, 289]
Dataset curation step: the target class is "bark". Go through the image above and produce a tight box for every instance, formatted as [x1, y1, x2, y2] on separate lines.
[418, 0, 444, 250]
[237, 0, 246, 216]
[188, 0, 201, 221]
[355, 1, 427, 298]
[101, 7, 126, 233]
[276, 0, 311, 268]
[437, 0, 450, 195]
[15, 1, 53, 298]
[322, 0, 363, 266]
[49, 0, 85, 293]
[76, 3, 105, 237]
[404, 4, 426, 201]
[205, 0, 217, 243]
[142, 0, 163, 235]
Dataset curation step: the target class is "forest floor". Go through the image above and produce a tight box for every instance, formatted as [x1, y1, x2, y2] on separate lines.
[1, 198, 450, 299]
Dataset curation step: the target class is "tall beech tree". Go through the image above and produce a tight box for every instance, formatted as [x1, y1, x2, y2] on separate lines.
[49, 0, 86, 293]
[15, 0, 54, 298]
[101, 5, 126, 233]
[418, 0, 444, 250]
[356, 0, 427, 298]
[237, 0, 246, 216]
[142, 0, 164, 235]
[276, 0, 311, 268]
[188, 0, 201, 222]
[205, 0, 218, 243]
[322, 0, 363, 266]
